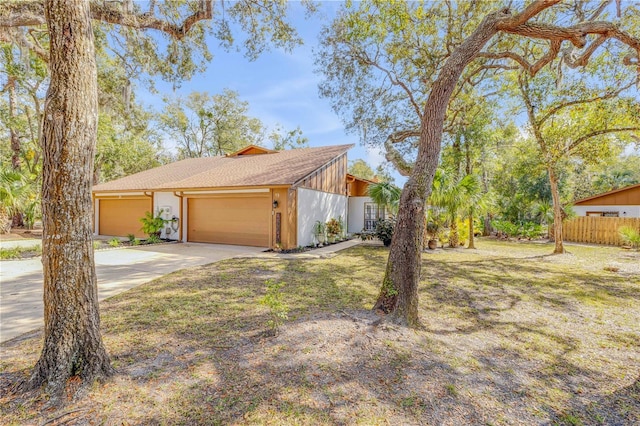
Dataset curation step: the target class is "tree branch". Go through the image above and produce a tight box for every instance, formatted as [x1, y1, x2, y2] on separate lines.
[384, 130, 420, 176]
[477, 39, 562, 76]
[498, 0, 562, 29]
[566, 127, 640, 153]
[538, 79, 637, 127]
[0, 1, 212, 41]
[0, 27, 49, 63]
[354, 48, 422, 118]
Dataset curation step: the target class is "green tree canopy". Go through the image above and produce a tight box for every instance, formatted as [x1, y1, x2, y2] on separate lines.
[159, 89, 266, 158]
[348, 159, 375, 180]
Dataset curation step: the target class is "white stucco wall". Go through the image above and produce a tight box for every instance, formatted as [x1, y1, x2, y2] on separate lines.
[348, 196, 372, 233]
[297, 188, 348, 247]
[573, 205, 640, 218]
[154, 192, 182, 240]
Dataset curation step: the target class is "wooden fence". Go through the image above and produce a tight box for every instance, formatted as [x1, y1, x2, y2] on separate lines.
[562, 216, 640, 246]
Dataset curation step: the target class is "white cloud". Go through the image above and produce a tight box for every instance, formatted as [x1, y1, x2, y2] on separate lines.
[365, 146, 386, 168]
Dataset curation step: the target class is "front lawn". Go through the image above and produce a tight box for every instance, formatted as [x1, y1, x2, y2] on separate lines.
[1, 239, 638, 425]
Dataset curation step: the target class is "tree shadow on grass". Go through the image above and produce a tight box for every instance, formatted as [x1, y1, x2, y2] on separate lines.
[1, 246, 638, 425]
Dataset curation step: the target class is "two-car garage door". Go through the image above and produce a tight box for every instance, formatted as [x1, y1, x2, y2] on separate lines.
[187, 194, 270, 247]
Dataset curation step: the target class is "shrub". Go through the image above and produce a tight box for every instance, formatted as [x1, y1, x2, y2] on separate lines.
[457, 219, 470, 246]
[619, 226, 640, 249]
[146, 234, 162, 244]
[521, 222, 544, 240]
[493, 220, 520, 238]
[127, 233, 136, 243]
[140, 209, 166, 237]
[326, 218, 341, 236]
[260, 280, 289, 336]
[375, 218, 395, 247]
[108, 238, 120, 247]
[359, 231, 376, 241]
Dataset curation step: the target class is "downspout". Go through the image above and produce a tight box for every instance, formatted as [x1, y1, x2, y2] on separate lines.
[173, 191, 184, 242]
[143, 191, 154, 211]
[143, 191, 154, 236]
[91, 192, 96, 235]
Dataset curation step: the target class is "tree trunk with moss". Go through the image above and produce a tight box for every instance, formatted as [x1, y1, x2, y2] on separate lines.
[23, 0, 114, 397]
[373, 12, 504, 326]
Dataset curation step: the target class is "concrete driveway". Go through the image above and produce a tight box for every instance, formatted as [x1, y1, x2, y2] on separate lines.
[0, 243, 265, 343]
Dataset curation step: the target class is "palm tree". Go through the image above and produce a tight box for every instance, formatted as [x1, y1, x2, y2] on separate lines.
[430, 168, 482, 248]
[368, 181, 402, 216]
[0, 169, 39, 233]
[534, 200, 554, 239]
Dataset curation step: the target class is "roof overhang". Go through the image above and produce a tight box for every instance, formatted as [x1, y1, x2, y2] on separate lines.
[574, 182, 640, 205]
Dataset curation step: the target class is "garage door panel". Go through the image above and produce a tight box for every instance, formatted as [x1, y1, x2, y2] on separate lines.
[99, 198, 150, 238]
[188, 195, 270, 247]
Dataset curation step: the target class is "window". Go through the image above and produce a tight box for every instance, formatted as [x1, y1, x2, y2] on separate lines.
[364, 203, 385, 231]
[586, 211, 619, 217]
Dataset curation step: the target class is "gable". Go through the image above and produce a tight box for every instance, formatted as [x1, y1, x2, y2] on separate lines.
[575, 184, 640, 206]
[226, 145, 275, 156]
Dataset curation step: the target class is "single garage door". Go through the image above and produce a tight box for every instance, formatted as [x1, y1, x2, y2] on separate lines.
[188, 194, 270, 247]
[99, 198, 150, 238]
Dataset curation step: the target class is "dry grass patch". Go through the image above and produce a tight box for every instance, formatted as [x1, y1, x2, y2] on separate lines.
[1, 239, 639, 425]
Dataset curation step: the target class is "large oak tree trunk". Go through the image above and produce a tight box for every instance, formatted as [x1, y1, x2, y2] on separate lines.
[548, 167, 565, 254]
[24, 0, 113, 397]
[373, 12, 504, 326]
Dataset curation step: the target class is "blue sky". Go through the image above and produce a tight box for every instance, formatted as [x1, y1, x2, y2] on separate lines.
[139, 2, 392, 181]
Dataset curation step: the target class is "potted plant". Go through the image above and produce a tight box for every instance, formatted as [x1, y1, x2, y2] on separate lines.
[375, 218, 395, 247]
[337, 216, 347, 240]
[326, 218, 341, 243]
[426, 220, 439, 250]
[313, 220, 326, 246]
[140, 209, 166, 238]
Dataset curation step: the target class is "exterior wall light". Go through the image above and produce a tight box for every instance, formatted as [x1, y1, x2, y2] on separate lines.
[273, 200, 279, 209]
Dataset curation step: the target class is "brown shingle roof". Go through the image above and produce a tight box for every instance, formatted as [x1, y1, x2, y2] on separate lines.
[93, 144, 354, 192]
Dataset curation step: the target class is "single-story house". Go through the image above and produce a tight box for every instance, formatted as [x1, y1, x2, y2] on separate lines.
[573, 183, 640, 218]
[92, 144, 376, 249]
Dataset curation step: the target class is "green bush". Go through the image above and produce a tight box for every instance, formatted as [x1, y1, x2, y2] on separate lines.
[494, 220, 544, 240]
[619, 226, 640, 249]
[521, 222, 544, 240]
[140, 209, 166, 237]
[108, 238, 120, 247]
[375, 218, 395, 247]
[127, 233, 136, 243]
[146, 234, 162, 244]
[493, 220, 519, 238]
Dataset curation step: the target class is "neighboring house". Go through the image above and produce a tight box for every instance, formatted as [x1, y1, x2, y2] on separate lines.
[92, 144, 374, 249]
[573, 183, 640, 218]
